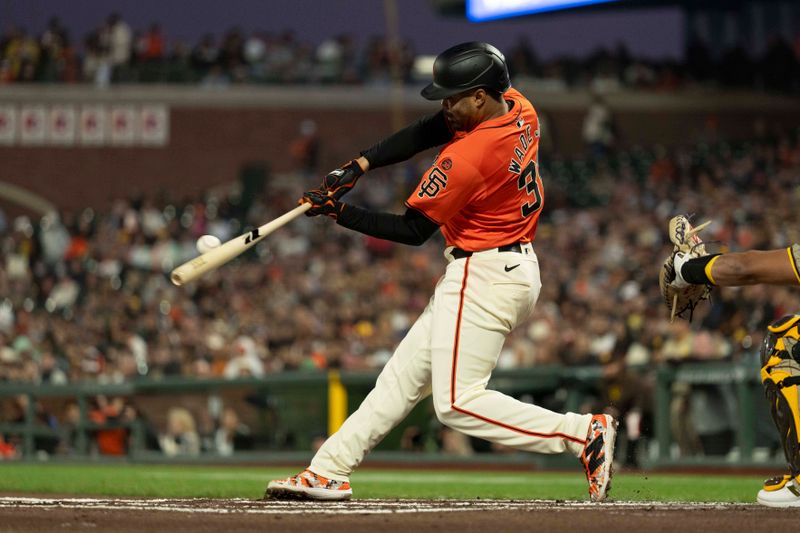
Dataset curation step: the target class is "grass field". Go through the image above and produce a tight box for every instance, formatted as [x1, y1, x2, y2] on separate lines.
[0, 463, 764, 503]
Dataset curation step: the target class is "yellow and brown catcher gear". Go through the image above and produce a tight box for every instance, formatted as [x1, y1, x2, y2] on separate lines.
[761, 314, 800, 476]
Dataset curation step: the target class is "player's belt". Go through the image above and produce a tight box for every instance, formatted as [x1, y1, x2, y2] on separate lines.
[450, 242, 525, 260]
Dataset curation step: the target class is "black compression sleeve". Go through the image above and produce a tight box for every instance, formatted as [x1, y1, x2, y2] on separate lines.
[336, 204, 439, 246]
[681, 254, 721, 284]
[360, 111, 453, 169]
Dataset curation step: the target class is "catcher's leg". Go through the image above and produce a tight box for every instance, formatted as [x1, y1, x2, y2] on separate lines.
[757, 314, 800, 507]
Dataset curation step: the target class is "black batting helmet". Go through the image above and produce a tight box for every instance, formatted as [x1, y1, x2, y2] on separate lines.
[421, 42, 511, 101]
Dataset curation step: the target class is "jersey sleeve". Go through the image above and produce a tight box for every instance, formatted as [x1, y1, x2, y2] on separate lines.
[405, 151, 483, 225]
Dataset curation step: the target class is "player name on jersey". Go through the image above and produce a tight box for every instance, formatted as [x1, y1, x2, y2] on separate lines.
[508, 118, 535, 175]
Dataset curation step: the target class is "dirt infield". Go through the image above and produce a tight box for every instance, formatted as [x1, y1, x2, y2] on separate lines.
[0, 497, 797, 532]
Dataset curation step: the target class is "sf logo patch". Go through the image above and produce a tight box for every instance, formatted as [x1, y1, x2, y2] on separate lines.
[418, 167, 448, 198]
[440, 158, 452, 170]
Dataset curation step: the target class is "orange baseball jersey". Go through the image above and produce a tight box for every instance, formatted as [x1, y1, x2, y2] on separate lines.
[406, 88, 543, 251]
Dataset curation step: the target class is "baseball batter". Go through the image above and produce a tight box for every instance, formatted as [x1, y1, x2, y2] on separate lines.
[266, 42, 617, 502]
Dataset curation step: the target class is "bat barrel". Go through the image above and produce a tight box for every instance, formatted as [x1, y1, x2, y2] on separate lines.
[171, 270, 188, 286]
[169, 246, 232, 286]
[169, 202, 311, 286]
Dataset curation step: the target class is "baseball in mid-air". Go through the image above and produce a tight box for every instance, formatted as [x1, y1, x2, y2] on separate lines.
[196, 234, 222, 254]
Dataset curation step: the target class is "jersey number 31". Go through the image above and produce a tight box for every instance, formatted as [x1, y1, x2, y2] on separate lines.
[517, 160, 543, 218]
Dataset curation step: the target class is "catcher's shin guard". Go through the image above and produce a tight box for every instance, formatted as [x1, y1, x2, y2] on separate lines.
[761, 314, 800, 477]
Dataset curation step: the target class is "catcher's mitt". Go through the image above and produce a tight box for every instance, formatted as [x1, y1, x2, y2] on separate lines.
[659, 215, 713, 322]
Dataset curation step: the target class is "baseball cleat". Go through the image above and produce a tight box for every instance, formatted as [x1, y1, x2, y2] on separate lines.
[757, 474, 800, 507]
[264, 469, 353, 501]
[580, 414, 617, 502]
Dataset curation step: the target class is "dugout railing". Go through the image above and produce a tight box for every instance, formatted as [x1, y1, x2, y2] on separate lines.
[0, 361, 779, 468]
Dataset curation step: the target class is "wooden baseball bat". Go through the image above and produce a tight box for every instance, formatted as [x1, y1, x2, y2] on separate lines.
[170, 203, 311, 286]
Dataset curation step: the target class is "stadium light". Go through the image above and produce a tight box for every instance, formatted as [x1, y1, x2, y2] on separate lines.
[467, 0, 620, 21]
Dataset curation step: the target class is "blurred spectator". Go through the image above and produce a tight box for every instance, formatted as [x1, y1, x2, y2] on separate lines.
[107, 12, 132, 81]
[40, 352, 67, 384]
[38, 212, 70, 265]
[0, 435, 18, 459]
[37, 17, 67, 82]
[400, 425, 426, 452]
[137, 23, 165, 63]
[223, 336, 266, 379]
[243, 31, 266, 80]
[213, 407, 252, 456]
[1, 14, 798, 91]
[582, 94, 615, 157]
[438, 425, 473, 456]
[316, 35, 345, 83]
[159, 407, 200, 456]
[218, 27, 245, 81]
[191, 33, 219, 77]
[89, 395, 130, 456]
[289, 119, 321, 177]
[3, 395, 59, 456]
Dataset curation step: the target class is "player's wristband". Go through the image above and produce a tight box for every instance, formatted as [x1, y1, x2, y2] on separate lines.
[681, 254, 721, 285]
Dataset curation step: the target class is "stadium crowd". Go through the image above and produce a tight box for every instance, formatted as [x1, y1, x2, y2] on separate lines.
[1, 125, 798, 383]
[1, 13, 799, 92]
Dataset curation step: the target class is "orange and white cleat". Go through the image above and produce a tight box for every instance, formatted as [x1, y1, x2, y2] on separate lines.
[580, 414, 617, 502]
[264, 469, 353, 501]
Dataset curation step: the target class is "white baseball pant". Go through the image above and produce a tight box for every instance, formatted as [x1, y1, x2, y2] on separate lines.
[310, 243, 592, 481]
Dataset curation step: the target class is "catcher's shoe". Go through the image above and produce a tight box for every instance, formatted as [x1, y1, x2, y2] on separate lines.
[580, 414, 617, 502]
[264, 469, 352, 501]
[757, 473, 800, 507]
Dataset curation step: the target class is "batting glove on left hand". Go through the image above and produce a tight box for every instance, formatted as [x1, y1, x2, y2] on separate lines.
[300, 190, 344, 219]
[320, 160, 364, 201]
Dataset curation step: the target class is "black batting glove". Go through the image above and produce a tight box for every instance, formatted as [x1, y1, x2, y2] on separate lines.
[320, 159, 364, 201]
[301, 190, 344, 219]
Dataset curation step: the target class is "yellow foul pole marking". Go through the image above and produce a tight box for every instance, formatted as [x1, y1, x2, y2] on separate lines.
[327, 370, 348, 435]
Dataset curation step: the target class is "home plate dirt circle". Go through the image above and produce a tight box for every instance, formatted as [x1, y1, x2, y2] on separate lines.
[0, 497, 797, 532]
